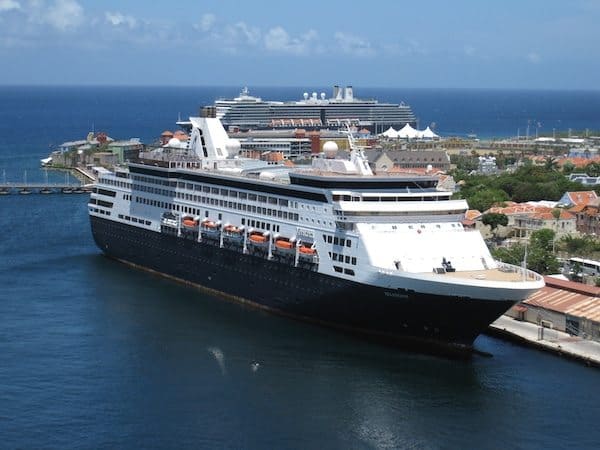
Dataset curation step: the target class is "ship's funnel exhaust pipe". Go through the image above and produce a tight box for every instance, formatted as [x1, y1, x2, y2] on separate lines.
[344, 86, 353, 101]
[333, 85, 340, 100]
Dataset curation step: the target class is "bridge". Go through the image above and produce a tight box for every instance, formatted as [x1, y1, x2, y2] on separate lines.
[0, 183, 92, 195]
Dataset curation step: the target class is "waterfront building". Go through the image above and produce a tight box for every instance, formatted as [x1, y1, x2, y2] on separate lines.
[507, 276, 600, 342]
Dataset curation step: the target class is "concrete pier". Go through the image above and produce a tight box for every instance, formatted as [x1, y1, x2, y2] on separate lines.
[488, 315, 600, 368]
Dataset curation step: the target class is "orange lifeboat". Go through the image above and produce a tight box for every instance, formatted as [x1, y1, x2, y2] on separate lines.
[275, 239, 294, 249]
[224, 224, 240, 234]
[249, 233, 267, 243]
[299, 245, 316, 255]
[182, 218, 198, 228]
[202, 220, 218, 229]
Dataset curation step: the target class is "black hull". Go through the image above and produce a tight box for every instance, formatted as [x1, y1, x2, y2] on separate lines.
[90, 216, 515, 351]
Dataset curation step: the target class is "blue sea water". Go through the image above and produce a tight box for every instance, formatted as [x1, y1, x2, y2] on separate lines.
[1, 86, 600, 449]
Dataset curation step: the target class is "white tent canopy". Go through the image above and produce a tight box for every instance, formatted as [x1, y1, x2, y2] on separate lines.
[381, 126, 399, 138]
[421, 126, 439, 139]
[381, 124, 440, 139]
[398, 123, 419, 139]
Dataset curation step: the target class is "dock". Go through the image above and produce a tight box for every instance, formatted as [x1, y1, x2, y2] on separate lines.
[488, 315, 600, 368]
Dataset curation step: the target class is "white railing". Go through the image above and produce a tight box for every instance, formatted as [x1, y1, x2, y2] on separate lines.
[496, 261, 544, 281]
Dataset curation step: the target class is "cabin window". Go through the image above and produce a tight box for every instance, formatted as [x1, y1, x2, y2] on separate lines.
[241, 218, 245, 225]
[279, 199, 288, 207]
[351, 257, 357, 265]
[344, 268, 355, 276]
[239, 192, 247, 199]
[333, 266, 343, 273]
[268, 197, 278, 205]
[220, 189, 228, 196]
[258, 195, 267, 203]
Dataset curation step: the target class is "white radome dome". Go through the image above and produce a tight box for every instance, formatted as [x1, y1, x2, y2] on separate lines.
[225, 139, 241, 153]
[323, 141, 338, 158]
[167, 137, 182, 147]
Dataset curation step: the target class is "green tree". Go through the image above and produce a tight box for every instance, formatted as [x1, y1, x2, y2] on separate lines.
[468, 188, 509, 212]
[585, 162, 600, 177]
[543, 156, 558, 171]
[492, 244, 525, 266]
[481, 212, 509, 230]
[530, 228, 556, 252]
[493, 229, 560, 275]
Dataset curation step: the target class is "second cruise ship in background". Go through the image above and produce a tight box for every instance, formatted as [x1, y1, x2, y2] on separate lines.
[214, 85, 417, 133]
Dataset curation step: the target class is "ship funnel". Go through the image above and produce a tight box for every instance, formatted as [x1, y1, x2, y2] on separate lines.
[334, 85, 343, 100]
[201, 106, 217, 118]
[344, 86, 354, 101]
[333, 85, 340, 99]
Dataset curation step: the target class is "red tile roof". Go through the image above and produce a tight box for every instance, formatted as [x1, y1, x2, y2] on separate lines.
[488, 204, 551, 216]
[530, 210, 575, 220]
[567, 191, 597, 206]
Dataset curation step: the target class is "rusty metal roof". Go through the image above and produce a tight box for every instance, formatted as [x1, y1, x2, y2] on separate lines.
[525, 277, 600, 322]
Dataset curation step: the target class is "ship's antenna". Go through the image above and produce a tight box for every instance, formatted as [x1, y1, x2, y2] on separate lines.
[343, 124, 373, 176]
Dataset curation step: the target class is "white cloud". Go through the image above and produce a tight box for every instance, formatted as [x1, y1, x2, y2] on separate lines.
[264, 26, 317, 54]
[0, 0, 20, 12]
[334, 31, 374, 57]
[44, 0, 83, 30]
[198, 13, 215, 32]
[527, 51, 541, 63]
[225, 21, 261, 46]
[105, 11, 137, 29]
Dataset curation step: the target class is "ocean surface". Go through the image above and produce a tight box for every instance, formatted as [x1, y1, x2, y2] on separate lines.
[1, 86, 599, 449]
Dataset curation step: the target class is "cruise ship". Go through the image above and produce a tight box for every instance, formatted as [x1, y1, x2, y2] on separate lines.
[88, 112, 544, 353]
[214, 85, 417, 133]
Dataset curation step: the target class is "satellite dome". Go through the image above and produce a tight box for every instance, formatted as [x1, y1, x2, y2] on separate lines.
[303, 92, 309, 100]
[167, 137, 182, 147]
[225, 139, 241, 153]
[323, 141, 338, 158]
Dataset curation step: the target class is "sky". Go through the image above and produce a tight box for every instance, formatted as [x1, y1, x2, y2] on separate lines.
[0, 0, 599, 89]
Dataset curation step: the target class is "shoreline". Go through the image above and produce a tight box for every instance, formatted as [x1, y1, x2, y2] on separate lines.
[487, 315, 600, 369]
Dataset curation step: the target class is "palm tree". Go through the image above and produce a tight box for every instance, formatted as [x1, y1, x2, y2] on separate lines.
[544, 156, 558, 171]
